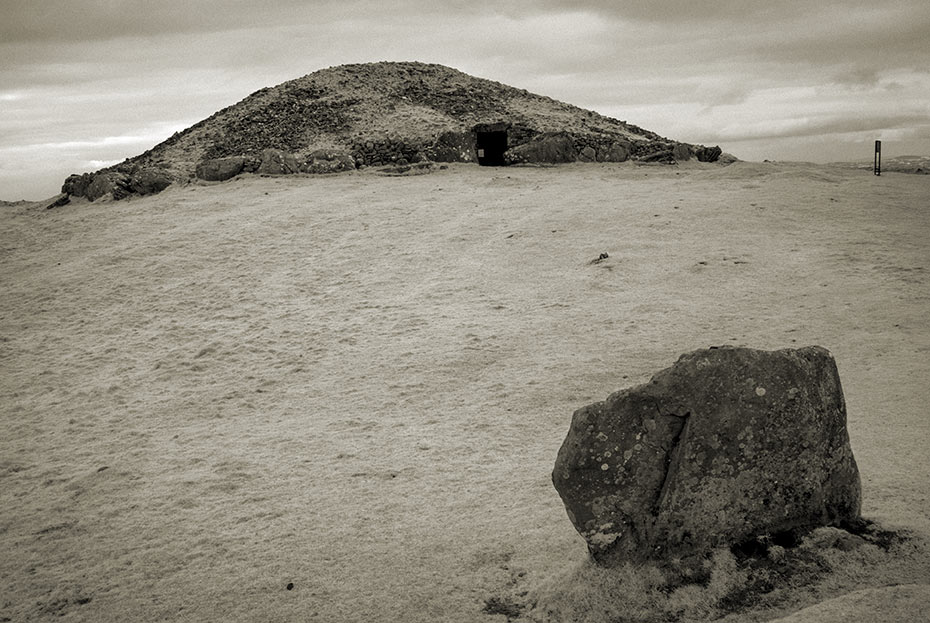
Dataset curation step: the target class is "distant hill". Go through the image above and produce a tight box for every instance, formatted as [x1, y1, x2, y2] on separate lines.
[61, 62, 726, 201]
[830, 155, 930, 174]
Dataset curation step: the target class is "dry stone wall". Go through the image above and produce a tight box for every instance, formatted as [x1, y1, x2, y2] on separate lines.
[350, 138, 429, 167]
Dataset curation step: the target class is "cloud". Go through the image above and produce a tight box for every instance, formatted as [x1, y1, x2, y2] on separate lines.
[0, 120, 190, 200]
[716, 113, 930, 141]
[0, 0, 309, 42]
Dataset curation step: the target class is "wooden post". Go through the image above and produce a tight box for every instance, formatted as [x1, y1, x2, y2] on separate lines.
[874, 140, 881, 176]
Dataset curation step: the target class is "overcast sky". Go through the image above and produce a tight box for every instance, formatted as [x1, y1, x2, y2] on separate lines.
[2, 0, 929, 199]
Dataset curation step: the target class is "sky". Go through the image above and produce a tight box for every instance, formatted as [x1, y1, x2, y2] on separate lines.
[2, 0, 929, 200]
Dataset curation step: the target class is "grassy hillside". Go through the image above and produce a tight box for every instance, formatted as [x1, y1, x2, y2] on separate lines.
[73, 61, 714, 190]
[4, 161, 928, 622]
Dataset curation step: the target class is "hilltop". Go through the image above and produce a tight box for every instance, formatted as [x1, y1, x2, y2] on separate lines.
[59, 62, 726, 201]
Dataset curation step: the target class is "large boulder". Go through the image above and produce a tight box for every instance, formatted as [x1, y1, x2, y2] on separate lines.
[257, 148, 299, 174]
[552, 346, 861, 566]
[425, 131, 476, 163]
[61, 172, 94, 197]
[196, 156, 246, 181]
[577, 145, 597, 162]
[302, 149, 355, 174]
[62, 169, 161, 201]
[672, 143, 693, 161]
[505, 132, 576, 164]
[85, 171, 132, 201]
[599, 140, 632, 163]
[128, 167, 172, 195]
[696, 145, 723, 162]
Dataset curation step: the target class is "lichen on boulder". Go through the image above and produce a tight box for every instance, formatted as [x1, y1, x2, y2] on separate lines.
[424, 130, 476, 163]
[552, 345, 861, 566]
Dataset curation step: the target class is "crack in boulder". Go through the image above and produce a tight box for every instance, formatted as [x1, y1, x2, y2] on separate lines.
[653, 411, 689, 516]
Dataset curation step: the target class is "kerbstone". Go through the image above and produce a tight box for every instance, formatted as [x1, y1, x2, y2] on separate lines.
[552, 346, 861, 565]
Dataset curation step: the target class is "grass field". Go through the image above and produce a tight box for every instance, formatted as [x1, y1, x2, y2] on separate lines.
[2, 161, 928, 621]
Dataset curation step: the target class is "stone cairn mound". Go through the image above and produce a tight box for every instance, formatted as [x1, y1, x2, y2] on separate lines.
[552, 346, 861, 566]
[59, 61, 728, 202]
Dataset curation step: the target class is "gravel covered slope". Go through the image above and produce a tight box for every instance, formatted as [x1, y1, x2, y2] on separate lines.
[62, 61, 724, 196]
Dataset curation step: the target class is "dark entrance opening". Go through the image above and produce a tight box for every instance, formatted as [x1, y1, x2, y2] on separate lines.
[476, 130, 508, 166]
